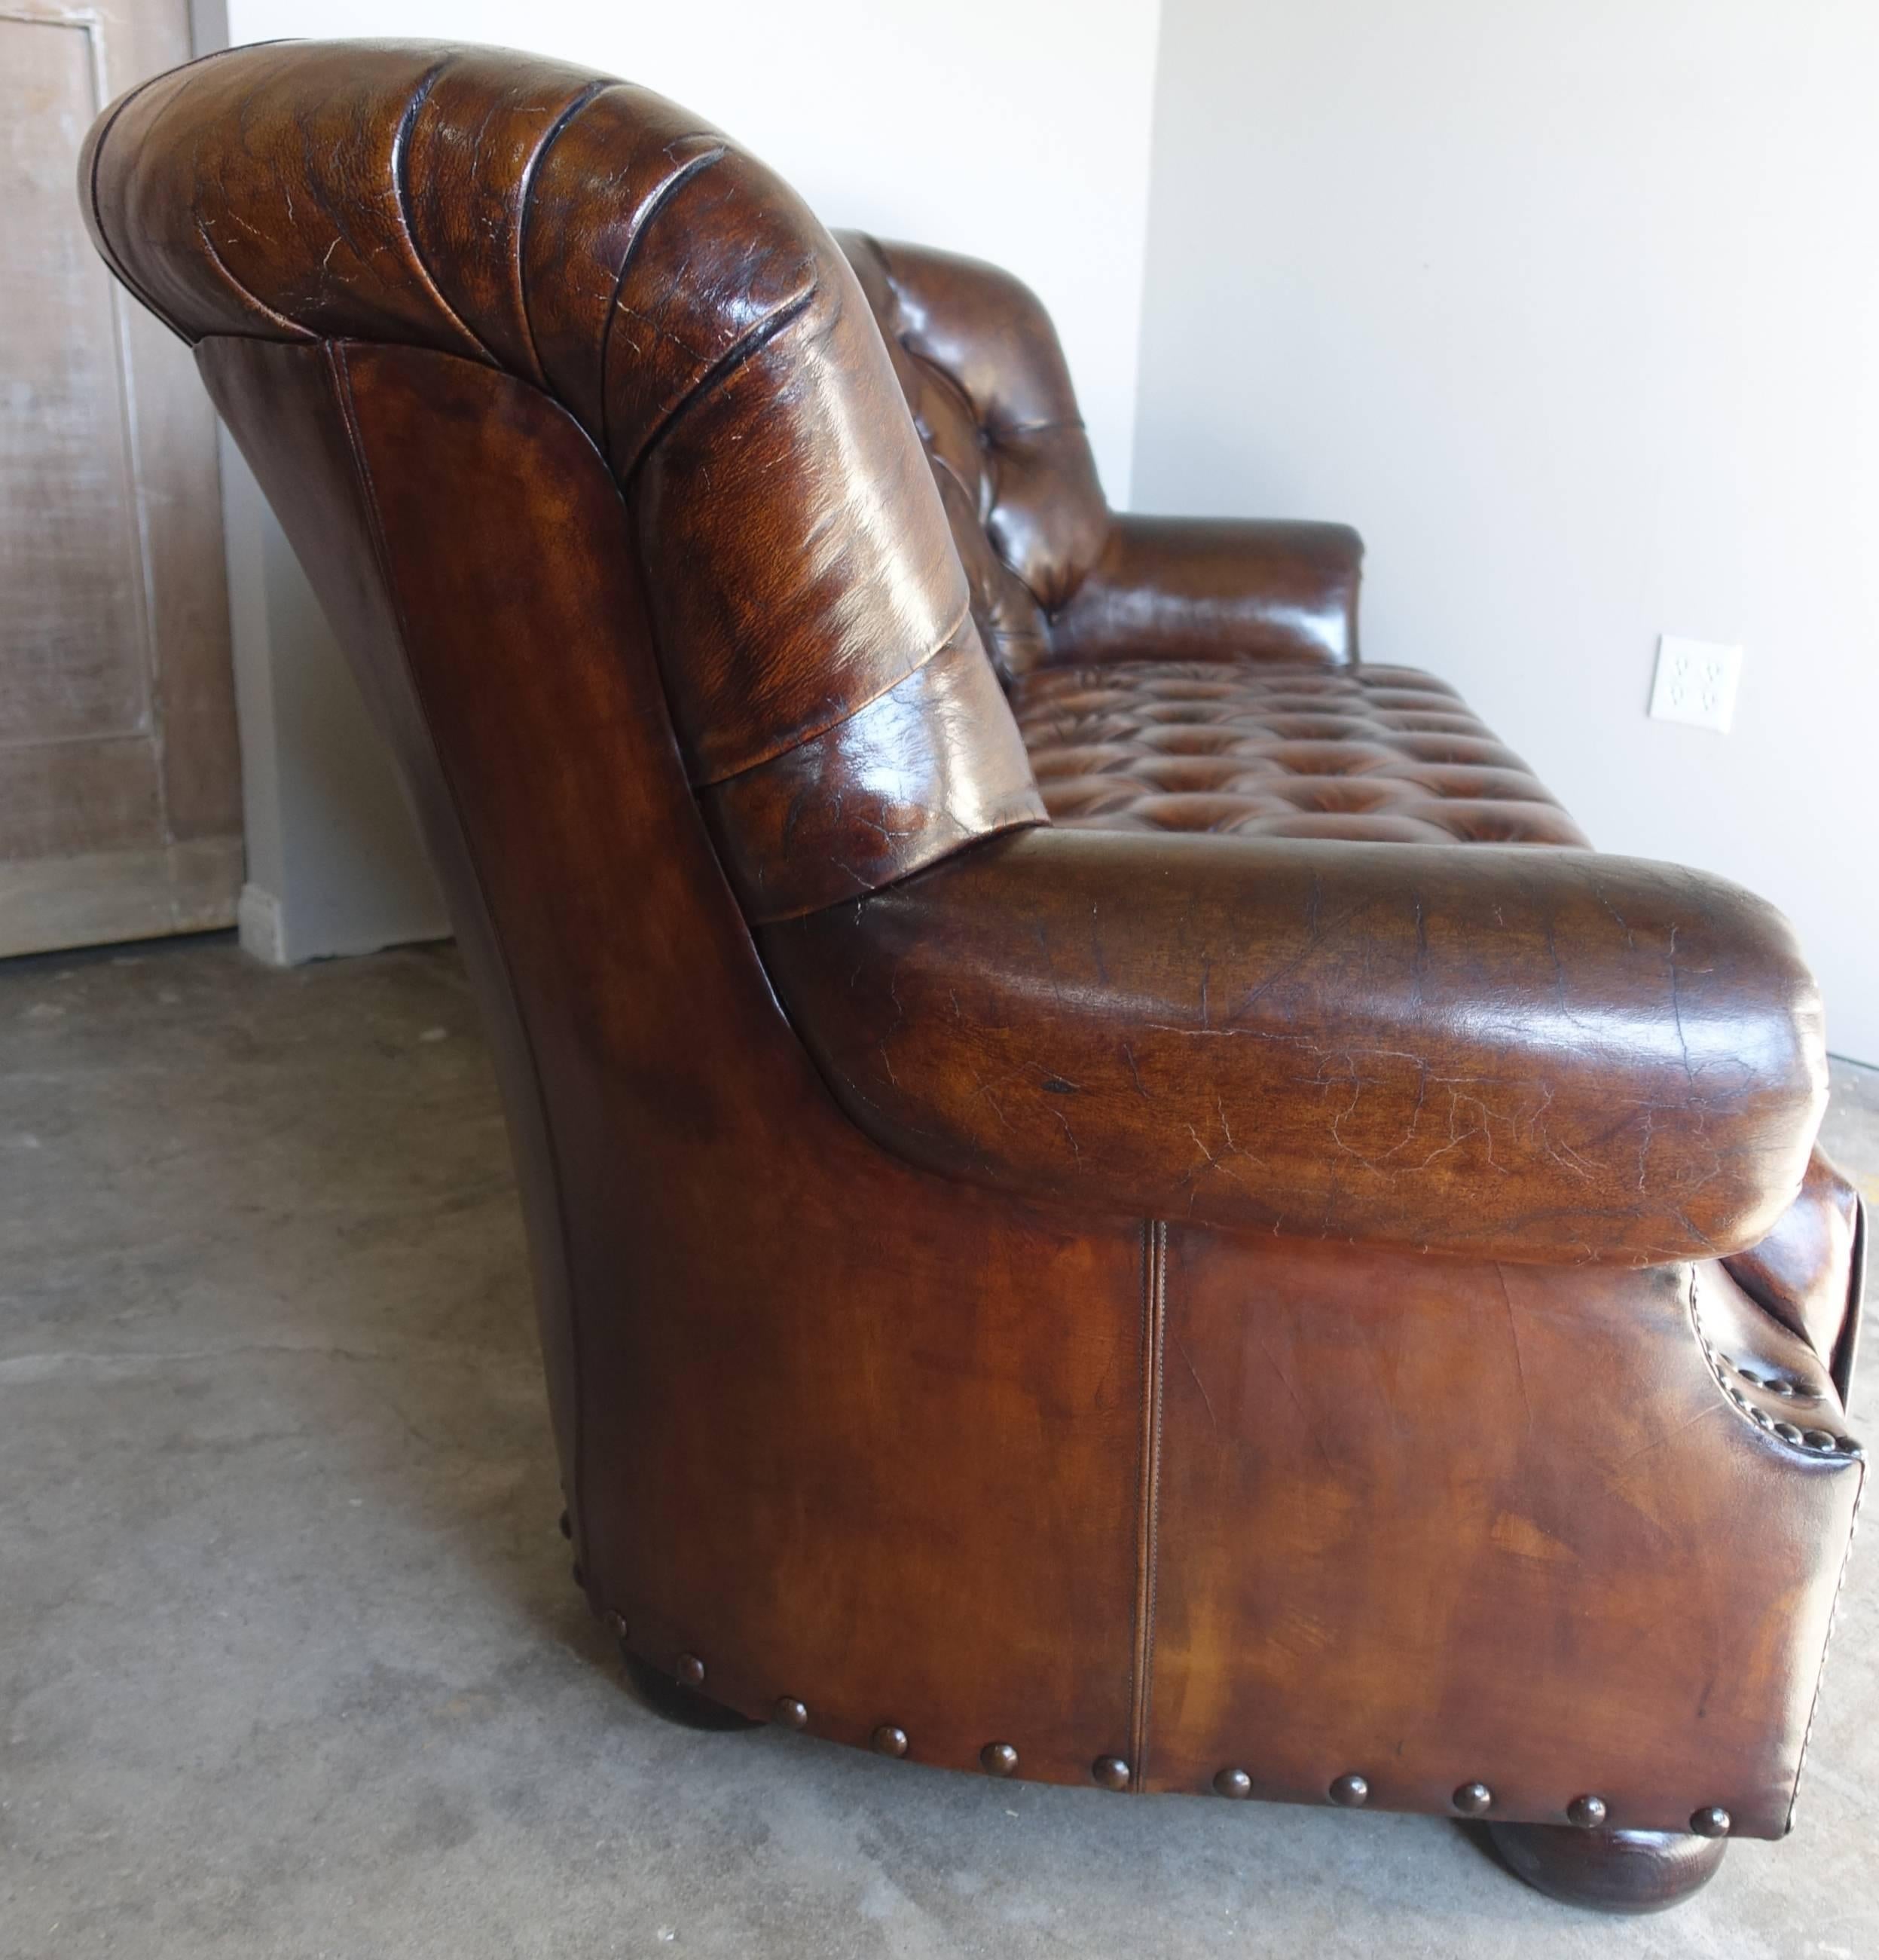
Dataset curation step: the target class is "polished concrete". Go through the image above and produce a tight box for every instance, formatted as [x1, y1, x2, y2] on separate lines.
[3, 934, 1876, 1959]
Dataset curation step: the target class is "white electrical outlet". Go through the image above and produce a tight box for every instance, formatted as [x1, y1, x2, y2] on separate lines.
[1648, 635, 1742, 733]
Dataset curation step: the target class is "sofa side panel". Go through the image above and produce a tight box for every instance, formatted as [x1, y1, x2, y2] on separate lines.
[1142, 1228, 1862, 1836]
[199, 336, 1147, 1786]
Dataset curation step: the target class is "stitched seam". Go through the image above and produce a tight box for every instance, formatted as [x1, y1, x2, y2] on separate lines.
[1129, 1220, 1167, 1790]
[191, 219, 313, 339]
[622, 283, 817, 485]
[86, 69, 179, 332]
[1688, 1268, 1865, 1834]
[1789, 1456, 1863, 1833]
[509, 79, 613, 387]
[692, 598, 976, 790]
[326, 341, 594, 1577]
[87, 41, 273, 344]
[387, 59, 498, 370]
[594, 143, 728, 465]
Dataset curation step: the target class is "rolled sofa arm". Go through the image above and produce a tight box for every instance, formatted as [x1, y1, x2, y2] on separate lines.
[760, 827, 1826, 1264]
[1047, 513, 1363, 667]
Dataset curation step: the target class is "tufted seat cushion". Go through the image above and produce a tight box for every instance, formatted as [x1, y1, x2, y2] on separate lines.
[1011, 659, 1590, 848]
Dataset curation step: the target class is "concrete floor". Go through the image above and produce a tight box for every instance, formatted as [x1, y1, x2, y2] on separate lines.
[3, 934, 1877, 1960]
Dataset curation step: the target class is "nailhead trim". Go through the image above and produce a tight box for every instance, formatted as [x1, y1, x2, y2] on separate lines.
[1692, 1277, 1863, 1459]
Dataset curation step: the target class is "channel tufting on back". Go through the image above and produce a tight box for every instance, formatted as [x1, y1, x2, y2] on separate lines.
[81, 38, 1047, 919]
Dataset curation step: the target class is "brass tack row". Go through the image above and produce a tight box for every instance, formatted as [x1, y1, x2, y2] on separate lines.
[1733, 1362, 1819, 1402]
[590, 1603, 1737, 1840]
[1725, 1381, 1860, 1455]
[1691, 1306, 1865, 1458]
[1203, 1772, 1730, 1838]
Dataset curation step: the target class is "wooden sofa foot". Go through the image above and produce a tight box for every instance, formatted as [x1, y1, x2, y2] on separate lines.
[621, 1649, 762, 1732]
[1486, 1821, 1727, 1913]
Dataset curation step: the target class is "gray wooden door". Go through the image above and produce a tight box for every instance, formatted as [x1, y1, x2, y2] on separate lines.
[2, 0, 240, 956]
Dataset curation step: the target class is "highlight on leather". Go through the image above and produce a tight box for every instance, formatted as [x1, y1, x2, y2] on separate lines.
[764, 827, 1829, 1266]
[81, 38, 1046, 917]
[841, 231, 1110, 681]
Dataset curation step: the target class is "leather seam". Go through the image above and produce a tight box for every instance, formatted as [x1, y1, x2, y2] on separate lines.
[1787, 1451, 1864, 1833]
[692, 598, 977, 790]
[387, 57, 499, 371]
[510, 78, 614, 387]
[620, 281, 817, 487]
[1129, 1219, 1167, 1790]
[594, 142, 728, 466]
[84, 41, 267, 345]
[191, 218, 313, 341]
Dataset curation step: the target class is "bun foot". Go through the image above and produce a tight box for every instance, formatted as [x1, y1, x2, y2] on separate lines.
[621, 1648, 761, 1732]
[1487, 1822, 1727, 1913]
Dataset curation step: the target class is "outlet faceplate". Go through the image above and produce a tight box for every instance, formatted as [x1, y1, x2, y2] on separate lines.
[1649, 635, 1742, 733]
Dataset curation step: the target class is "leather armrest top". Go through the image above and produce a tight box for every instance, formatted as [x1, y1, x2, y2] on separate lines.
[761, 827, 1826, 1264]
[1046, 514, 1363, 668]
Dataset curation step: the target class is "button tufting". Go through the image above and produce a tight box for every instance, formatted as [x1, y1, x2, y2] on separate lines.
[1012, 662, 1589, 848]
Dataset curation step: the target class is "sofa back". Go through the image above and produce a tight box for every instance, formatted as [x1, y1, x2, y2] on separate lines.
[82, 40, 1048, 921]
[839, 234, 1111, 679]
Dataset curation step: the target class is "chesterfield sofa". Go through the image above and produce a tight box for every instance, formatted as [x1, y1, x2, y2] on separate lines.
[83, 41, 1865, 1913]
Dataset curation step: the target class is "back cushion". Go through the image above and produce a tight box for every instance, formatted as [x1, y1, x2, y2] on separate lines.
[839, 234, 1111, 680]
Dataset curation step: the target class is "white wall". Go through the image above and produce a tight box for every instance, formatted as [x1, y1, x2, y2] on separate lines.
[209, 0, 1164, 960]
[1134, 0, 1879, 1063]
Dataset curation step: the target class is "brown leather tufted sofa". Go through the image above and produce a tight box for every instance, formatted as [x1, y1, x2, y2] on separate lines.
[82, 41, 1865, 1913]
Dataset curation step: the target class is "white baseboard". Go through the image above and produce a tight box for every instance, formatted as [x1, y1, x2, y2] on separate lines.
[237, 882, 290, 967]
